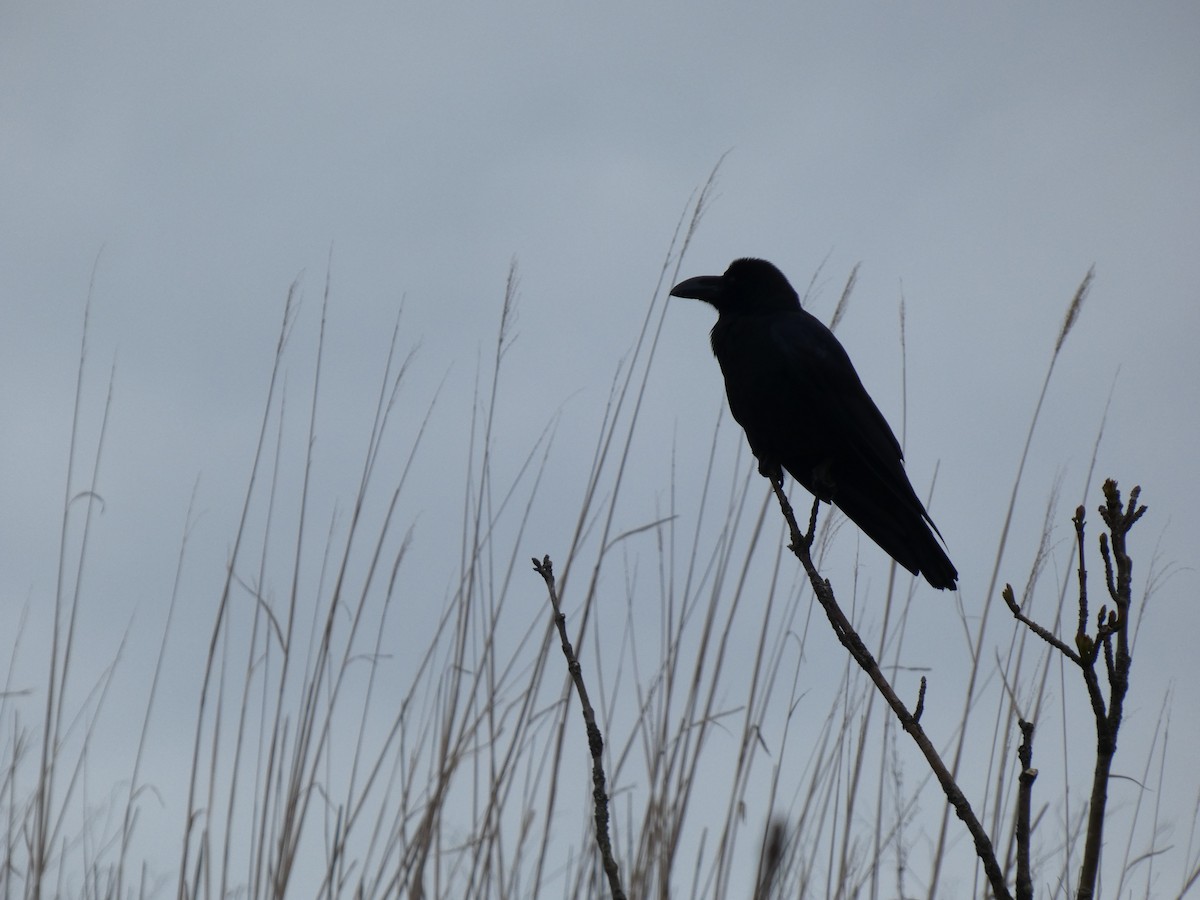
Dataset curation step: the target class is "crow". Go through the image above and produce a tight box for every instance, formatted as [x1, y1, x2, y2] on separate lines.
[670, 258, 957, 590]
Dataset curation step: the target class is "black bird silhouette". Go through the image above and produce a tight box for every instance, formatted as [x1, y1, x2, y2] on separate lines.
[671, 258, 957, 590]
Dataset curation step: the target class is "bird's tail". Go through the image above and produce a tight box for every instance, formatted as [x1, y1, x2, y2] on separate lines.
[819, 469, 958, 591]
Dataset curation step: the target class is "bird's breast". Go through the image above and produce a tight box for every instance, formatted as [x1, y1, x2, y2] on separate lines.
[710, 316, 833, 470]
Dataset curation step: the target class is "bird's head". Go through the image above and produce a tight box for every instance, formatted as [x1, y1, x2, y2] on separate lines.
[670, 258, 800, 315]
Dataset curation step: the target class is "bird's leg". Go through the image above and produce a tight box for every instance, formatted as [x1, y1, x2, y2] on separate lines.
[810, 461, 837, 503]
[760, 459, 820, 547]
[757, 458, 784, 483]
[805, 495, 821, 549]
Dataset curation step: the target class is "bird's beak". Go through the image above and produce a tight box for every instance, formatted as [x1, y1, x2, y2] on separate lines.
[669, 274, 724, 305]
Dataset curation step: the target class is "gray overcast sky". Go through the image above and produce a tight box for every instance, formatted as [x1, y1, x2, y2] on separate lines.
[3, 1, 1199, 895]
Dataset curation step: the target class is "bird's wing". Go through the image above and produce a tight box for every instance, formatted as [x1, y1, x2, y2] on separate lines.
[772, 310, 952, 560]
[767, 310, 904, 466]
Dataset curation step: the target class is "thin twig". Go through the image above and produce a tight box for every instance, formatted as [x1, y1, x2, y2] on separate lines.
[1076, 481, 1144, 900]
[531, 555, 626, 900]
[1016, 720, 1037, 900]
[1002, 585, 1082, 664]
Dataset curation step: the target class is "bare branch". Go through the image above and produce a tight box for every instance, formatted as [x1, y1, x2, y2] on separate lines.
[1015, 720, 1037, 900]
[531, 555, 626, 900]
[767, 476, 1013, 900]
